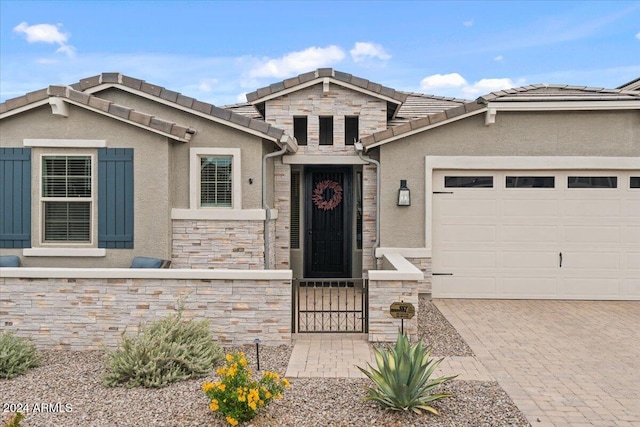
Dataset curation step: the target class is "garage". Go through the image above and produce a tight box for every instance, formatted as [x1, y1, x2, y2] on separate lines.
[432, 169, 640, 300]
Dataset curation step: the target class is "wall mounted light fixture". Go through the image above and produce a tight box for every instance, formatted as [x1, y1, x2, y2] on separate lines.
[398, 179, 411, 206]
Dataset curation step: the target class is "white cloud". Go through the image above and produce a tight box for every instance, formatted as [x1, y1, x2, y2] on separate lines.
[463, 20, 474, 27]
[636, 31, 640, 40]
[350, 42, 391, 62]
[198, 78, 219, 92]
[420, 73, 468, 91]
[249, 46, 345, 79]
[14, 22, 75, 57]
[494, 55, 504, 61]
[420, 73, 519, 98]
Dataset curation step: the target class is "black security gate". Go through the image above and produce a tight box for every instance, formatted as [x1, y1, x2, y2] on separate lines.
[292, 279, 368, 333]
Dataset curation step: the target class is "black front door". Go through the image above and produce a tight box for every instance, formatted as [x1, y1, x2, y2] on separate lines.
[305, 167, 352, 278]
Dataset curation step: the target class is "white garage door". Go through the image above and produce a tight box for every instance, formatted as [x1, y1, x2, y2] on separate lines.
[432, 170, 640, 300]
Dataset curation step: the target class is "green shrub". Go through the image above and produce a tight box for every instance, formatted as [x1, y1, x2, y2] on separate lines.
[0, 332, 40, 379]
[2, 412, 25, 427]
[203, 351, 290, 426]
[103, 308, 223, 388]
[358, 332, 456, 415]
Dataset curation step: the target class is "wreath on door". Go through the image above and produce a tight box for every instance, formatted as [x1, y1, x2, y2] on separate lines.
[312, 180, 343, 211]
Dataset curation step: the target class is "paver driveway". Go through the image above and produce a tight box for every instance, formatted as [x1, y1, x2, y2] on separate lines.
[435, 300, 640, 427]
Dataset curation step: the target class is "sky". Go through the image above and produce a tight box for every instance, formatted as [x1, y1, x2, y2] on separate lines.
[1, 1, 639, 106]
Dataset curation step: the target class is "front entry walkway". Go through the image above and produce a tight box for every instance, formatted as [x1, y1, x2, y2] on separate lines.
[435, 300, 640, 427]
[285, 333, 494, 381]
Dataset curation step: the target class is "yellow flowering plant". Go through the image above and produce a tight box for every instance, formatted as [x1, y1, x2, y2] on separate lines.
[202, 351, 290, 425]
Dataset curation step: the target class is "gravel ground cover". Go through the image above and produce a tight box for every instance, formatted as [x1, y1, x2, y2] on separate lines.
[1, 296, 530, 427]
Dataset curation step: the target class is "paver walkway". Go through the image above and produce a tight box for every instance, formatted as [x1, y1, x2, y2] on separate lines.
[435, 299, 640, 427]
[285, 333, 493, 381]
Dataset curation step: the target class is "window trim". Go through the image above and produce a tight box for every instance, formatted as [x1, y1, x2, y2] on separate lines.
[37, 152, 97, 247]
[190, 148, 241, 209]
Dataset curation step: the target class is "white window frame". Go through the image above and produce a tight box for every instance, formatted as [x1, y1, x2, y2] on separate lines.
[190, 148, 241, 210]
[38, 151, 97, 247]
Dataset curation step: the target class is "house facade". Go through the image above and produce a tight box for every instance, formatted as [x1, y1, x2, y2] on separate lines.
[1, 69, 639, 303]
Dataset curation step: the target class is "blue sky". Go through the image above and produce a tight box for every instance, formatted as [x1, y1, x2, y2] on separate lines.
[1, 1, 639, 105]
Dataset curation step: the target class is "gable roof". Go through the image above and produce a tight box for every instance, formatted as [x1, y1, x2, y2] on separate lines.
[361, 83, 640, 150]
[0, 73, 296, 151]
[617, 77, 640, 91]
[389, 92, 468, 126]
[245, 68, 409, 119]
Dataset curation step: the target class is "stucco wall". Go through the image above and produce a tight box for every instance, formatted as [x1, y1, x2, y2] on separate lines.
[99, 88, 267, 210]
[0, 273, 292, 349]
[0, 105, 171, 267]
[379, 110, 640, 248]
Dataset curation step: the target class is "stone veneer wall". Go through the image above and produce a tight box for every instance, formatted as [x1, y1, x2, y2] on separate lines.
[0, 275, 291, 350]
[265, 84, 387, 150]
[362, 164, 377, 271]
[368, 278, 420, 343]
[172, 220, 265, 269]
[375, 256, 432, 295]
[274, 160, 291, 270]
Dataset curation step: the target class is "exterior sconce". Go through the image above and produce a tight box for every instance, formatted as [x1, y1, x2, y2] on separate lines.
[397, 180, 411, 206]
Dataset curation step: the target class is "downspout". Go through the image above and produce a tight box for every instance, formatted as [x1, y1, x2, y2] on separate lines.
[262, 145, 288, 269]
[354, 142, 380, 269]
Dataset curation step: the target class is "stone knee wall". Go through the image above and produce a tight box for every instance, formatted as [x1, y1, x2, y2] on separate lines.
[368, 279, 419, 343]
[172, 219, 265, 269]
[0, 276, 291, 350]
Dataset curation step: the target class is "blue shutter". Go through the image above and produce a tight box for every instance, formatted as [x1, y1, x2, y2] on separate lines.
[98, 148, 134, 248]
[0, 148, 31, 248]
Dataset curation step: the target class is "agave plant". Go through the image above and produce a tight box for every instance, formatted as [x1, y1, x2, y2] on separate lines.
[358, 332, 457, 415]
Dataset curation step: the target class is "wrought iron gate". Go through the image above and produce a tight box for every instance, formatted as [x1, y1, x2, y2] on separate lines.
[292, 279, 368, 333]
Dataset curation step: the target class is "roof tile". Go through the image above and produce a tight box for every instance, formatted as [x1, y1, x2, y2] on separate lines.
[269, 81, 285, 93]
[25, 89, 48, 104]
[150, 117, 173, 134]
[248, 118, 270, 134]
[140, 82, 162, 97]
[4, 96, 28, 110]
[317, 68, 333, 78]
[88, 96, 112, 112]
[256, 87, 271, 99]
[410, 116, 431, 130]
[79, 75, 101, 90]
[108, 103, 132, 119]
[176, 94, 194, 108]
[283, 76, 300, 89]
[170, 124, 190, 138]
[68, 89, 91, 105]
[192, 100, 213, 115]
[429, 111, 447, 124]
[47, 85, 67, 97]
[101, 72, 121, 84]
[121, 76, 143, 90]
[351, 75, 370, 89]
[445, 105, 466, 119]
[129, 110, 152, 127]
[298, 71, 316, 84]
[266, 126, 284, 140]
[392, 122, 412, 136]
[210, 106, 232, 121]
[334, 70, 352, 82]
[0, 103, 7, 114]
[465, 101, 485, 113]
[245, 91, 259, 103]
[160, 88, 179, 103]
[373, 128, 393, 143]
[229, 113, 251, 128]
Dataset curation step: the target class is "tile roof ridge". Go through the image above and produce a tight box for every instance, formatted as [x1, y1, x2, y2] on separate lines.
[47, 85, 196, 141]
[245, 68, 408, 104]
[399, 91, 469, 103]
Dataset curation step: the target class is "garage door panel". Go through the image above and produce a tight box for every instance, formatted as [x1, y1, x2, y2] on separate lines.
[433, 276, 496, 298]
[438, 199, 497, 217]
[498, 277, 558, 298]
[564, 226, 620, 244]
[440, 225, 496, 243]
[564, 199, 621, 217]
[503, 199, 559, 217]
[432, 169, 636, 300]
[501, 225, 558, 243]
[561, 277, 620, 298]
[626, 252, 640, 270]
[439, 250, 496, 268]
[563, 251, 620, 269]
[502, 251, 558, 268]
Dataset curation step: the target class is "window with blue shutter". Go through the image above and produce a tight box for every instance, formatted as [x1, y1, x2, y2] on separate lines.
[0, 148, 32, 248]
[98, 148, 134, 248]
